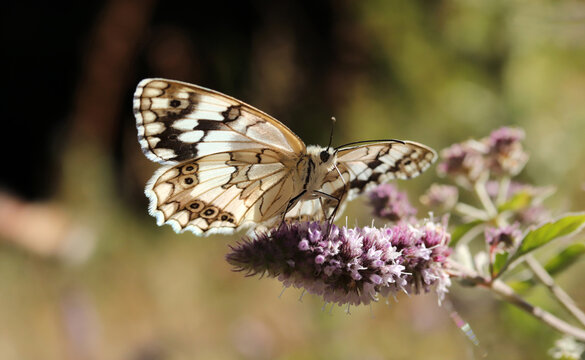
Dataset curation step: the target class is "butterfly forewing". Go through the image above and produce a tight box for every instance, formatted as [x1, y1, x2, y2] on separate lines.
[337, 141, 437, 200]
[134, 78, 306, 164]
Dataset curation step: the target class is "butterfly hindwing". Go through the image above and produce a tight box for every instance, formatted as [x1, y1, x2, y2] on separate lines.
[147, 151, 298, 235]
[134, 78, 306, 165]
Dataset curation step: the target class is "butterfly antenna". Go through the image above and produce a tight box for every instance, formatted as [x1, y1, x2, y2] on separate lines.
[326, 116, 336, 152]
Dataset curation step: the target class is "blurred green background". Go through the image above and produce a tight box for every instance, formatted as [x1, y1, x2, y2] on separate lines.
[1, 1, 585, 359]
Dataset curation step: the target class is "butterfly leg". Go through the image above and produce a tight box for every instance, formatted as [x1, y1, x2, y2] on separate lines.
[280, 189, 307, 226]
[312, 190, 342, 221]
[312, 190, 344, 237]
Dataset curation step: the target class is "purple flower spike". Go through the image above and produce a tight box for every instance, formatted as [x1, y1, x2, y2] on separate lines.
[226, 221, 452, 306]
[485, 127, 528, 176]
[368, 184, 417, 222]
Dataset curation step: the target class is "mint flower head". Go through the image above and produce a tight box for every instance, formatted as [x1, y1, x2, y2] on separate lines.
[485, 127, 528, 176]
[368, 184, 417, 222]
[437, 127, 528, 182]
[226, 221, 452, 306]
[437, 141, 486, 182]
[485, 223, 522, 249]
[420, 184, 459, 211]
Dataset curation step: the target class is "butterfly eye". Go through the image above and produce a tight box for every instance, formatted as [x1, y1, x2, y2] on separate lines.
[320, 150, 330, 163]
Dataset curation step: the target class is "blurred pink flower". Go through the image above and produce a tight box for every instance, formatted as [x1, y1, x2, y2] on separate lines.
[485, 127, 528, 176]
[420, 184, 459, 211]
[368, 184, 417, 222]
[485, 223, 521, 249]
[437, 141, 486, 182]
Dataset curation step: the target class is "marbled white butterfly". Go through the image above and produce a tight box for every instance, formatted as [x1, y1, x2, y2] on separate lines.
[134, 79, 437, 235]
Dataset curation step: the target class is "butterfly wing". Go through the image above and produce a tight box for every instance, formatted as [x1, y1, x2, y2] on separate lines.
[134, 78, 306, 164]
[285, 141, 437, 221]
[284, 169, 351, 222]
[134, 78, 308, 234]
[337, 140, 437, 200]
[147, 150, 298, 235]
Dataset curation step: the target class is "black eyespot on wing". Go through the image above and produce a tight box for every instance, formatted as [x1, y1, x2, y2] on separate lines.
[187, 200, 205, 212]
[219, 212, 236, 224]
[178, 174, 198, 188]
[201, 206, 219, 219]
[182, 164, 198, 174]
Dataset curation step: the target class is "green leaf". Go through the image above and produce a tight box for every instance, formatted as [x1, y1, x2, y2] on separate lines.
[513, 212, 585, 260]
[544, 243, 585, 276]
[509, 244, 585, 292]
[497, 191, 532, 212]
[492, 251, 509, 278]
[509, 279, 534, 293]
[450, 220, 483, 247]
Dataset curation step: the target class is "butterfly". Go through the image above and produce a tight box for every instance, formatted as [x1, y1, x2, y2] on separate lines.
[134, 78, 437, 235]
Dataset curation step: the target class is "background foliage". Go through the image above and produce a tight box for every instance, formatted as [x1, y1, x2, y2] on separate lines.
[1, 1, 584, 359]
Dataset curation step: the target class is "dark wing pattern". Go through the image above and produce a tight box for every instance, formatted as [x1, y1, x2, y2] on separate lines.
[134, 78, 308, 235]
[134, 78, 306, 165]
[286, 141, 437, 221]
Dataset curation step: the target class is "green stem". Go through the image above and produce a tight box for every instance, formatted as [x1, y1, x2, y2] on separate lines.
[496, 176, 511, 207]
[524, 255, 585, 327]
[454, 203, 489, 221]
[474, 173, 498, 219]
[449, 260, 585, 341]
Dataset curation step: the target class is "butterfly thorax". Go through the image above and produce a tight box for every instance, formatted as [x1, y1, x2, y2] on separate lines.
[299, 145, 337, 197]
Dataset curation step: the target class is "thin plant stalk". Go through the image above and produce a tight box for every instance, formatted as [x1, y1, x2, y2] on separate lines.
[524, 255, 585, 327]
[449, 260, 585, 342]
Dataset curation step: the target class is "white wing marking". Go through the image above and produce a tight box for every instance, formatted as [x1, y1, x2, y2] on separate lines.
[134, 78, 305, 164]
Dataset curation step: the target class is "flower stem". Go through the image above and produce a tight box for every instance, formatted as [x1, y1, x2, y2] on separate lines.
[496, 177, 511, 206]
[524, 255, 585, 327]
[474, 174, 498, 219]
[489, 279, 585, 341]
[457, 223, 485, 247]
[449, 260, 585, 341]
[454, 203, 489, 221]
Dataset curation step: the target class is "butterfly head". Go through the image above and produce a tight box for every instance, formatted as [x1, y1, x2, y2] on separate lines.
[319, 149, 331, 163]
[307, 145, 337, 173]
[314, 116, 338, 169]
